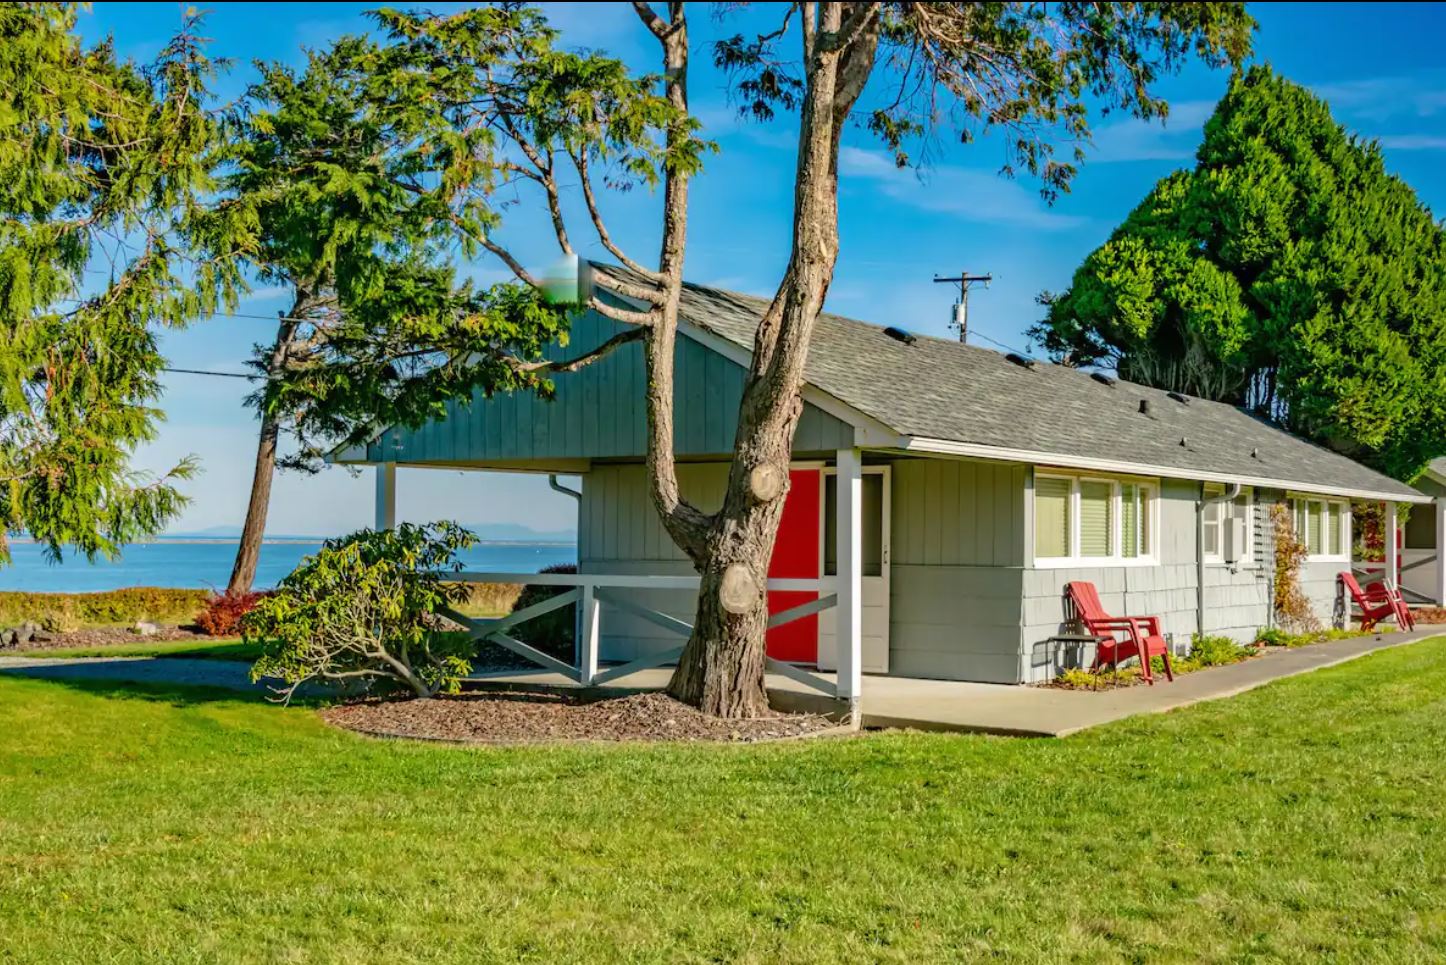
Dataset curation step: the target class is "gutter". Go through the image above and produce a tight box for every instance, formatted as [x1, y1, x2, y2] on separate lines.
[548, 474, 581, 501]
[1197, 482, 1241, 641]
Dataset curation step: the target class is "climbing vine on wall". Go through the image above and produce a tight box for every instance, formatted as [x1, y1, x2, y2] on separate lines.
[1271, 503, 1320, 631]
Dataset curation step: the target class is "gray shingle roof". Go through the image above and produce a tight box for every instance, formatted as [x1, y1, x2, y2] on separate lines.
[657, 275, 1424, 502]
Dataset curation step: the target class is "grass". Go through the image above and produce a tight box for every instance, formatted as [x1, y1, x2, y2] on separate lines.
[11, 637, 262, 662]
[1, 641, 1444, 962]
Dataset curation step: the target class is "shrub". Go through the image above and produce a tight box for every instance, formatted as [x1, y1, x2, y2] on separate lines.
[0, 588, 209, 628]
[1189, 634, 1255, 667]
[510, 562, 578, 660]
[243, 522, 479, 700]
[1270, 503, 1320, 631]
[194, 590, 271, 636]
[1256, 625, 1383, 648]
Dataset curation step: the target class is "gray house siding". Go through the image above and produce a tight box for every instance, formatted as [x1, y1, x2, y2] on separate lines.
[885, 458, 1026, 684]
[576, 455, 1363, 685]
[1020, 477, 1281, 683]
[580, 462, 721, 663]
[367, 310, 854, 465]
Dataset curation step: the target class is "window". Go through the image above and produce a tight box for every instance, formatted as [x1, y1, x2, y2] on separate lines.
[1034, 476, 1072, 560]
[1290, 495, 1350, 561]
[1033, 472, 1157, 566]
[1203, 484, 1253, 564]
[1078, 481, 1113, 558]
[1121, 482, 1151, 559]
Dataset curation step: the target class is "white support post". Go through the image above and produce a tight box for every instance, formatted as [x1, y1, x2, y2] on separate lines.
[374, 463, 397, 531]
[578, 581, 600, 687]
[1384, 501, 1399, 589]
[1436, 498, 1446, 606]
[835, 447, 863, 722]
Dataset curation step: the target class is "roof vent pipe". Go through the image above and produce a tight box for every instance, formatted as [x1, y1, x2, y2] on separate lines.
[1139, 399, 1151, 415]
[1197, 482, 1243, 641]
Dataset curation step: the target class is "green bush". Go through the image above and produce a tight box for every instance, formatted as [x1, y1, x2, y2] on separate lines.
[510, 562, 577, 660]
[243, 522, 479, 700]
[0, 588, 209, 629]
[1255, 625, 1383, 648]
[1189, 634, 1255, 667]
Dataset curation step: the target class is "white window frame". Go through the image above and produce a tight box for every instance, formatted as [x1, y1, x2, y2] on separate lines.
[1032, 470, 1160, 568]
[1203, 484, 1254, 565]
[1288, 494, 1351, 563]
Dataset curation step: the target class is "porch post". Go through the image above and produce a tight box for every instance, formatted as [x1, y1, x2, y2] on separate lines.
[1384, 501, 1399, 588]
[374, 463, 396, 531]
[1436, 498, 1446, 606]
[835, 447, 863, 720]
[578, 579, 600, 686]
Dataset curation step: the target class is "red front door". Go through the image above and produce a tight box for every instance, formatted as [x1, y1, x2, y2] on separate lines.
[765, 469, 820, 663]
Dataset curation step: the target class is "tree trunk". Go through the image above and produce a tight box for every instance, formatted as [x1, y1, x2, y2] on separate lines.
[226, 305, 304, 595]
[226, 412, 280, 594]
[665, 5, 880, 717]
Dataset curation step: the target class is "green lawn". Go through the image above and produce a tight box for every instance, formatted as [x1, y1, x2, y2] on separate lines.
[12, 637, 261, 662]
[1, 641, 1444, 962]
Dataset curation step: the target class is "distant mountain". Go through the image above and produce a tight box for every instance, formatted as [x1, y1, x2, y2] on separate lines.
[462, 522, 577, 543]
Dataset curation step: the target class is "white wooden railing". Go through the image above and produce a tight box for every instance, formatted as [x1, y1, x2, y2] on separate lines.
[441, 571, 840, 697]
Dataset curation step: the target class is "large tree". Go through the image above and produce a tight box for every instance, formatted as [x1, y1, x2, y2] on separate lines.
[1033, 65, 1446, 481]
[291, 2, 1252, 716]
[0, 3, 241, 565]
[218, 30, 619, 593]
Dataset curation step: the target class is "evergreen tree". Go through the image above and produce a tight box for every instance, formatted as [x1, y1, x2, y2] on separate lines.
[0, 3, 243, 564]
[1034, 65, 1446, 480]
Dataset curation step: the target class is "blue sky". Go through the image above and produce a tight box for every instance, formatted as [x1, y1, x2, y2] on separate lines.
[77, 2, 1446, 537]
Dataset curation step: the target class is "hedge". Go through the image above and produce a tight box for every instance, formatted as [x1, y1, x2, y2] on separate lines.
[0, 588, 211, 629]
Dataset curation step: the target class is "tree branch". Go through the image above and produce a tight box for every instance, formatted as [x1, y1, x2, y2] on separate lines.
[571, 150, 661, 280]
[631, 2, 675, 41]
[588, 294, 656, 328]
[505, 327, 646, 376]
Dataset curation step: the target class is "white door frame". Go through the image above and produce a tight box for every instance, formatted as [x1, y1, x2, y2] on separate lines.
[817, 463, 891, 672]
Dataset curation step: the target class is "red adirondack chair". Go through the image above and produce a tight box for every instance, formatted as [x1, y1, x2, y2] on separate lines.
[1340, 572, 1414, 632]
[1066, 581, 1175, 685]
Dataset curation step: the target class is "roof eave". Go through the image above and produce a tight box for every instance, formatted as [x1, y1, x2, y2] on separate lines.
[896, 436, 1432, 504]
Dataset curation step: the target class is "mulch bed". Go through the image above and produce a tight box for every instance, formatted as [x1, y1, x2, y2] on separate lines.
[321, 690, 840, 745]
[5, 624, 210, 652]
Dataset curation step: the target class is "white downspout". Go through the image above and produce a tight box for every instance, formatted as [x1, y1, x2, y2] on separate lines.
[1197, 482, 1241, 641]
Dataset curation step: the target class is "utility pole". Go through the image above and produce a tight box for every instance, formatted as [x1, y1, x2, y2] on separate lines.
[934, 270, 992, 343]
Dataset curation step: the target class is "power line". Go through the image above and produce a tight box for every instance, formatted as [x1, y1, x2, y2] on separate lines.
[163, 366, 260, 380]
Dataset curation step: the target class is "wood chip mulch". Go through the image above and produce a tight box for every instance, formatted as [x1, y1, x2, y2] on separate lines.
[321, 690, 842, 745]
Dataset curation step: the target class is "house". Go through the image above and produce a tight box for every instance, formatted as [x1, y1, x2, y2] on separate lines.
[1399, 457, 1446, 604]
[333, 267, 1429, 690]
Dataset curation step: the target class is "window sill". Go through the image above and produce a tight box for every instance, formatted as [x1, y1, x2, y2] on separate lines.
[1032, 556, 1160, 570]
[1305, 554, 1351, 564]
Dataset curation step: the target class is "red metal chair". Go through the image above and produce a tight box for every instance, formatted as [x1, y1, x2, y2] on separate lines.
[1339, 572, 1414, 632]
[1065, 581, 1174, 685]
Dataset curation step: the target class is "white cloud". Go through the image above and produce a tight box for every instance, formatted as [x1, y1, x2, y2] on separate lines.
[1311, 74, 1446, 119]
[1377, 134, 1446, 152]
[1085, 99, 1215, 164]
[838, 147, 1088, 232]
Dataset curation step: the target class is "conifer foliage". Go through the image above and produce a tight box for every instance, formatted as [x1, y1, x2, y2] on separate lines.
[1035, 66, 1446, 481]
[0, 4, 243, 563]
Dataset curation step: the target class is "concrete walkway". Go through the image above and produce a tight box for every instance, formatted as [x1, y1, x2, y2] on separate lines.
[2, 629, 1439, 736]
[474, 629, 1443, 737]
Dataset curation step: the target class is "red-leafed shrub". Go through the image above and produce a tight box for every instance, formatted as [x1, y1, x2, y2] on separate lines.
[195, 590, 271, 637]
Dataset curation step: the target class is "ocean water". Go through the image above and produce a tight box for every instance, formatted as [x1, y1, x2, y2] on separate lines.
[0, 540, 577, 593]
